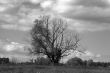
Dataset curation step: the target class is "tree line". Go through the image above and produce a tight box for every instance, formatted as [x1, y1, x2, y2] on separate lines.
[0, 56, 110, 68]
[0, 57, 9, 64]
[29, 57, 110, 68]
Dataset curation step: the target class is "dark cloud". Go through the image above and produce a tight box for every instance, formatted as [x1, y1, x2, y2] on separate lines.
[75, 0, 109, 8]
[66, 11, 110, 24]
[60, 0, 110, 25]
[52, 0, 110, 25]
[74, 16, 110, 24]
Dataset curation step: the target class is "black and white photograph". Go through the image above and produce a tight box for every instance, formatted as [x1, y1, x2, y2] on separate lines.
[0, 0, 110, 73]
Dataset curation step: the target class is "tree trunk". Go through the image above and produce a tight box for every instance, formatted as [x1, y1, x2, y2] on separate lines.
[47, 56, 60, 65]
[51, 56, 61, 65]
[46, 50, 62, 65]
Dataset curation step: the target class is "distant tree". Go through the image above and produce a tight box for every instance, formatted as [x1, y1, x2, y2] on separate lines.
[10, 57, 18, 64]
[29, 15, 80, 65]
[82, 60, 88, 66]
[66, 57, 83, 66]
[0, 58, 9, 64]
[35, 57, 51, 65]
[86, 59, 93, 67]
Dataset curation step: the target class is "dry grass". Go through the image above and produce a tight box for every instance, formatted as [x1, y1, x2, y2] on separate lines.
[0, 65, 110, 73]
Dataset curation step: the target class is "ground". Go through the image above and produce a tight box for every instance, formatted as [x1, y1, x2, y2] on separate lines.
[0, 64, 110, 73]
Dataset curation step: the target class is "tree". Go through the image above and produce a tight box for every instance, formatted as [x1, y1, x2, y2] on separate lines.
[86, 59, 93, 67]
[10, 57, 18, 64]
[29, 15, 80, 65]
[66, 57, 83, 66]
[35, 57, 51, 65]
[0, 58, 9, 64]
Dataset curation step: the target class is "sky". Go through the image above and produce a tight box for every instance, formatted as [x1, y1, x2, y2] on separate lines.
[0, 0, 110, 62]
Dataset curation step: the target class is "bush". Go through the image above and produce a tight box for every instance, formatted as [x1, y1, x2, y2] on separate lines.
[66, 57, 83, 66]
[35, 57, 51, 65]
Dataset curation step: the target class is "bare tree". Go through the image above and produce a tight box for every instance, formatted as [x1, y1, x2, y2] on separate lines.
[29, 15, 80, 65]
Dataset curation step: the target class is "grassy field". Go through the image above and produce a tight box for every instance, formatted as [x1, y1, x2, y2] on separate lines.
[0, 64, 110, 73]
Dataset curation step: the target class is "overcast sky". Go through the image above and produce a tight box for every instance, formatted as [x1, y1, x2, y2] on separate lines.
[0, 0, 110, 62]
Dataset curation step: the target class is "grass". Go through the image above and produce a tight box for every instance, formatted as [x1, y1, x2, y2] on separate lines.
[0, 64, 110, 73]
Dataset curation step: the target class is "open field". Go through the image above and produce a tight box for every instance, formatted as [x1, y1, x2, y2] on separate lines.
[0, 64, 110, 73]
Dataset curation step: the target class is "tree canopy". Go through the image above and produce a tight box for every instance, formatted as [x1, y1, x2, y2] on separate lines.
[29, 15, 80, 64]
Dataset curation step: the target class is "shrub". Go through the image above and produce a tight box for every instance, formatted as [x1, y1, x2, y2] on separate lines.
[35, 57, 51, 65]
[66, 57, 83, 66]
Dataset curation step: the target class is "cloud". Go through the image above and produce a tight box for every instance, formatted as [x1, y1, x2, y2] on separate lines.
[96, 54, 101, 58]
[0, 0, 17, 4]
[3, 42, 25, 52]
[0, 39, 31, 62]
[0, 6, 7, 12]
[60, 50, 100, 63]
[29, 0, 44, 4]
[0, 14, 18, 23]
[0, 4, 14, 12]
[75, 0, 109, 8]
[51, 0, 110, 14]
[0, 24, 31, 31]
[39, 0, 110, 32]
[0, 0, 21, 12]
[81, 51, 102, 61]
[0, 0, 110, 32]
[68, 19, 110, 32]
[84, 51, 94, 57]
[62, 50, 102, 63]
[66, 7, 110, 24]
[0, 40, 27, 55]
[50, 0, 76, 13]
[54, 0, 110, 32]
[40, 0, 54, 9]
[0, 7, 42, 31]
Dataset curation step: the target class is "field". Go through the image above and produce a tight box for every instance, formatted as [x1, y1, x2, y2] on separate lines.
[0, 64, 110, 73]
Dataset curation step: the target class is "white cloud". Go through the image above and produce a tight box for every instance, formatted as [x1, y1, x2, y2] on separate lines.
[60, 50, 97, 63]
[0, 6, 7, 12]
[52, 0, 76, 13]
[0, 39, 29, 59]
[0, 4, 14, 12]
[29, 0, 43, 4]
[108, 0, 110, 3]
[0, 0, 18, 12]
[81, 51, 102, 61]
[3, 42, 25, 52]
[0, 0, 27, 4]
[0, 39, 32, 62]
[0, 0, 10, 4]
[84, 51, 94, 57]
[3, 44, 15, 51]
[40, 0, 54, 8]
